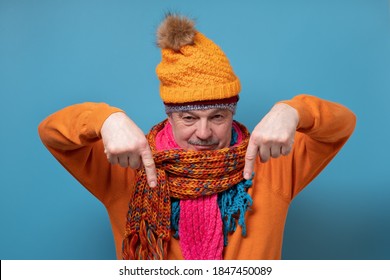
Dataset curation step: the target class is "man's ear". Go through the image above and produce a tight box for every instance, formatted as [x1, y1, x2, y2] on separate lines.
[167, 113, 173, 125]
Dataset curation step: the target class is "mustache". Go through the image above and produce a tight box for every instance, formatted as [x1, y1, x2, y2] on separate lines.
[187, 139, 219, 146]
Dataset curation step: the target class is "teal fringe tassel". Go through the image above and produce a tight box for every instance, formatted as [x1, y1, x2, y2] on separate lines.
[171, 199, 180, 239]
[218, 176, 253, 246]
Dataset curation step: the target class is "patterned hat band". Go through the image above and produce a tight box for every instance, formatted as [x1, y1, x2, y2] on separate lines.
[165, 103, 237, 114]
[164, 96, 238, 114]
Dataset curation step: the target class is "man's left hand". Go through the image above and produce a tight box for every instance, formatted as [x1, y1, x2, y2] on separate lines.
[243, 103, 299, 180]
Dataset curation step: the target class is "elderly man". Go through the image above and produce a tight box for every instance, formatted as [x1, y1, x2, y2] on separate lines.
[39, 14, 356, 260]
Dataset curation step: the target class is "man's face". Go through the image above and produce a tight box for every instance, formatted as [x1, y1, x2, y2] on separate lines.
[168, 108, 233, 151]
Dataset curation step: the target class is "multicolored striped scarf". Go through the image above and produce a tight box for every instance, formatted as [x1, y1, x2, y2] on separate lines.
[122, 120, 252, 260]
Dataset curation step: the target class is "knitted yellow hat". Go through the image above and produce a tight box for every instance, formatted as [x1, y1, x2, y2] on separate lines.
[156, 14, 240, 111]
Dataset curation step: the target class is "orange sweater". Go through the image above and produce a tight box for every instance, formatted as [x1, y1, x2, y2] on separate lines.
[38, 94, 356, 259]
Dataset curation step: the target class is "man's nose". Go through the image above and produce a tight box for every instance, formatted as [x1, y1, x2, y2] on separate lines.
[195, 119, 212, 140]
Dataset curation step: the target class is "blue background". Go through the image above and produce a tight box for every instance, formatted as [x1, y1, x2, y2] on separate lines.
[1, 0, 389, 259]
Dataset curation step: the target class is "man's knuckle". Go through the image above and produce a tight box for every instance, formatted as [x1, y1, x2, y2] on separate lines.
[135, 138, 148, 149]
[251, 132, 265, 142]
[280, 133, 292, 145]
[257, 135, 272, 145]
[245, 154, 257, 161]
[143, 159, 155, 168]
[106, 144, 122, 154]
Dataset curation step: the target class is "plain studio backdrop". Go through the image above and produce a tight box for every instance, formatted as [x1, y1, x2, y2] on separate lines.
[0, 0, 389, 259]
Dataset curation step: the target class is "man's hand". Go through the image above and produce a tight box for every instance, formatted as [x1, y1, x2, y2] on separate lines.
[101, 112, 157, 187]
[243, 103, 299, 180]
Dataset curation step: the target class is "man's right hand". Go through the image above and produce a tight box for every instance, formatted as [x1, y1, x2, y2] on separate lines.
[101, 112, 157, 187]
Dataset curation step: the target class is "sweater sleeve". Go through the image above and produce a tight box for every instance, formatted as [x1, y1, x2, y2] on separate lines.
[38, 102, 137, 206]
[259, 94, 356, 200]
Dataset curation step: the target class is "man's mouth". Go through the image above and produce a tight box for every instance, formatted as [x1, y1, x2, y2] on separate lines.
[192, 144, 217, 151]
[188, 140, 219, 151]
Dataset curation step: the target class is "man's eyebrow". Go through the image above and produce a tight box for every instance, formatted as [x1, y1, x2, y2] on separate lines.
[178, 111, 195, 117]
[209, 108, 229, 115]
[178, 108, 228, 117]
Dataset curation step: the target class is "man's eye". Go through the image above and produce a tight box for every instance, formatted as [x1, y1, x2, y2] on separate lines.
[183, 116, 194, 120]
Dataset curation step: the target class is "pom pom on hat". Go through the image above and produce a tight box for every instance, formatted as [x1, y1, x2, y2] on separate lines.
[157, 13, 196, 51]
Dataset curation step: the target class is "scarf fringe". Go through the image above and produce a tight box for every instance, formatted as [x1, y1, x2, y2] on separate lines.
[122, 220, 168, 260]
[219, 174, 253, 246]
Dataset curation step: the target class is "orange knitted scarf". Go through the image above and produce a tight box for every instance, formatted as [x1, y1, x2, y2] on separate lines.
[122, 120, 250, 260]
